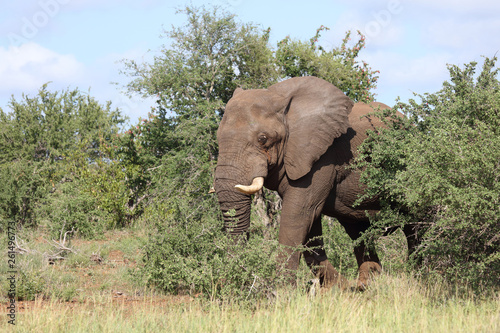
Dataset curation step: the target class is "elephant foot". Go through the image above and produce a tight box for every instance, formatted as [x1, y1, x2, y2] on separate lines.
[356, 261, 382, 291]
[316, 260, 350, 291]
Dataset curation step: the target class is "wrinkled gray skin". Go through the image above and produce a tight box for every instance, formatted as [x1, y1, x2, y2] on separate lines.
[214, 76, 393, 289]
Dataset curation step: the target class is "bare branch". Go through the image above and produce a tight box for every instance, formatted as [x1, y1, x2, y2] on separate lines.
[42, 227, 77, 263]
[14, 236, 32, 254]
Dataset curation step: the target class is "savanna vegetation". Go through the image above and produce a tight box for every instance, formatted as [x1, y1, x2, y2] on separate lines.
[1, 5, 498, 332]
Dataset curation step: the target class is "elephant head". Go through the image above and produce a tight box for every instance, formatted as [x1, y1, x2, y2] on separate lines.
[214, 76, 353, 237]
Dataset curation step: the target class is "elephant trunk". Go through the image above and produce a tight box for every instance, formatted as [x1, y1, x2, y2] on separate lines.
[214, 148, 268, 239]
[214, 175, 252, 238]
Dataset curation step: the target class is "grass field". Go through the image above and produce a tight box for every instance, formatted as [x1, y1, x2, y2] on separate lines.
[2, 230, 499, 332]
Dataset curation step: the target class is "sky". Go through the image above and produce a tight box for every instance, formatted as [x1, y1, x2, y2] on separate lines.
[1, 0, 499, 124]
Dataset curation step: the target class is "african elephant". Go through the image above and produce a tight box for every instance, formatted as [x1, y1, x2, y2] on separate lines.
[214, 76, 394, 289]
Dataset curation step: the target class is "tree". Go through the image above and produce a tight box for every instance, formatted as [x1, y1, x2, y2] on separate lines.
[122, 5, 278, 117]
[276, 28, 379, 102]
[355, 57, 500, 291]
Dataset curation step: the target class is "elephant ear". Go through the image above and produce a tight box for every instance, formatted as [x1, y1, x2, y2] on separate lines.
[233, 87, 244, 97]
[269, 76, 353, 180]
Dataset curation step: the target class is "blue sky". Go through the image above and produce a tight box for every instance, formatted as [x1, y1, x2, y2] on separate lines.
[1, 0, 499, 123]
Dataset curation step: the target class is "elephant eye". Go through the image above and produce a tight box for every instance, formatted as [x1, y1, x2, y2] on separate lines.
[258, 134, 268, 145]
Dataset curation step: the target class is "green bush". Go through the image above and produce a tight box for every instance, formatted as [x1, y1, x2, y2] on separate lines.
[36, 180, 108, 238]
[16, 270, 46, 301]
[0, 159, 49, 230]
[0, 85, 126, 235]
[139, 224, 284, 302]
[135, 169, 286, 302]
[355, 57, 500, 292]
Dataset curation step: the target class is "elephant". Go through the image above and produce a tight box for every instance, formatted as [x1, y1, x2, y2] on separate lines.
[214, 76, 399, 289]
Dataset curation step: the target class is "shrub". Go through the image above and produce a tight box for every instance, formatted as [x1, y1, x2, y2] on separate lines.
[36, 180, 108, 238]
[356, 57, 500, 292]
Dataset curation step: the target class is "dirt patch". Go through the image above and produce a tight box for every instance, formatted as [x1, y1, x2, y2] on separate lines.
[4, 230, 156, 306]
[107, 249, 125, 262]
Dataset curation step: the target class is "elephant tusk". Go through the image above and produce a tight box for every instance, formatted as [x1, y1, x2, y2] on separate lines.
[234, 177, 264, 195]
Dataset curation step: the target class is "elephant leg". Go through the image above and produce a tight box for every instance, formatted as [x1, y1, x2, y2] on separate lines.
[338, 218, 380, 266]
[338, 218, 381, 290]
[303, 217, 349, 290]
[277, 165, 338, 287]
[276, 212, 310, 286]
[403, 223, 424, 267]
[277, 192, 333, 287]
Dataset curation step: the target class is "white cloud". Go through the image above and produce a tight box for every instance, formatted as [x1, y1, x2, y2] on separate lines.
[0, 43, 85, 93]
[0, 42, 153, 123]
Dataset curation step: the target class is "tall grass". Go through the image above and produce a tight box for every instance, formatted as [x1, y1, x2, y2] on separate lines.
[4, 273, 498, 333]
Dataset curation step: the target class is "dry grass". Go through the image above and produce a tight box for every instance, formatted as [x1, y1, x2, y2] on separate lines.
[2, 274, 499, 332]
[1, 229, 499, 332]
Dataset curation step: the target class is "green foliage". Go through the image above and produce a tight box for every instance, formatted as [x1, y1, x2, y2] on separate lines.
[276, 28, 379, 102]
[138, 215, 284, 301]
[64, 138, 138, 230]
[36, 180, 108, 238]
[355, 57, 500, 291]
[0, 84, 123, 162]
[16, 270, 46, 301]
[0, 159, 50, 228]
[321, 217, 359, 278]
